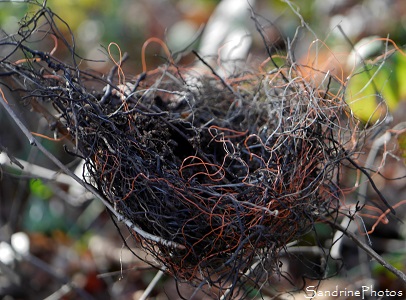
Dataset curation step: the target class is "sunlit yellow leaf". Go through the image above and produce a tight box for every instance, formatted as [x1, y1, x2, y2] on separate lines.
[346, 63, 398, 123]
[397, 130, 406, 164]
[395, 51, 406, 101]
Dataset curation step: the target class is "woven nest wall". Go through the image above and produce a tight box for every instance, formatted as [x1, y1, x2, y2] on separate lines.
[81, 66, 349, 280]
[0, 4, 375, 298]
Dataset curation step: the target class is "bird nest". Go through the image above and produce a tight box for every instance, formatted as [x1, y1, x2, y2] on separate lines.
[80, 69, 349, 296]
[0, 4, 370, 298]
[83, 65, 348, 274]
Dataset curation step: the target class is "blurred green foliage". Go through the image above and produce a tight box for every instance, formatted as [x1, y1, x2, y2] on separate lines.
[372, 252, 406, 281]
[29, 178, 53, 200]
[398, 130, 406, 164]
[346, 52, 406, 123]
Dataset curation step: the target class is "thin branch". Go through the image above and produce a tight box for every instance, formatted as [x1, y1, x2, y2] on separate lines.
[25, 252, 94, 300]
[139, 268, 166, 300]
[0, 152, 79, 186]
[326, 218, 406, 284]
[43, 284, 72, 300]
[192, 50, 237, 97]
[0, 145, 24, 169]
[346, 154, 395, 214]
[220, 260, 262, 300]
[0, 94, 36, 146]
[359, 132, 392, 205]
[331, 130, 395, 259]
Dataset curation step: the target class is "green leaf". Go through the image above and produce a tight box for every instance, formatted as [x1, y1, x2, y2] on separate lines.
[29, 179, 53, 200]
[397, 130, 406, 164]
[346, 62, 398, 123]
[395, 51, 406, 100]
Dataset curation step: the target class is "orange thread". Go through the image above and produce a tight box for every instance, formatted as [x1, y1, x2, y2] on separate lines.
[31, 131, 68, 142]
[141, 37, 174, 73]
[0, 88, 9, 104]
[107, 42, 125, 88]
[14, 34, 58, 65]
[362, 199, 406, 234]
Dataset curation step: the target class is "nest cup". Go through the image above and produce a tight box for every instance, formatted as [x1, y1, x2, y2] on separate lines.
[77, 62, 350, 285]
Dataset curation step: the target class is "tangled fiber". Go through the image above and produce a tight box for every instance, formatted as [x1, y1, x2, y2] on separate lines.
[1, 3, 394, 299]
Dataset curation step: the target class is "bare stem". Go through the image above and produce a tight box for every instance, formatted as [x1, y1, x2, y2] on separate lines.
[139, 268, 166, 300]
[326, 218, 406, 284]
